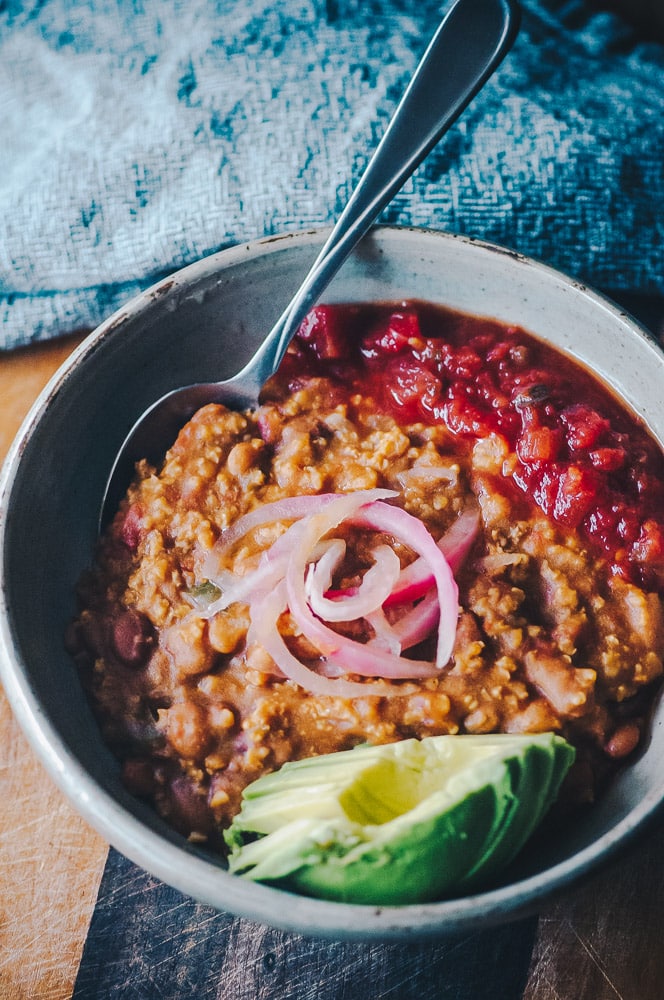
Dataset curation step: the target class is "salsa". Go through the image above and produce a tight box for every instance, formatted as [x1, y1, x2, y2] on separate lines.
[287, 302, 664, 594]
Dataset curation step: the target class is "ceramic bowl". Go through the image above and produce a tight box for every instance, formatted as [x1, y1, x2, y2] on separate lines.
[1, 226, 663, 940]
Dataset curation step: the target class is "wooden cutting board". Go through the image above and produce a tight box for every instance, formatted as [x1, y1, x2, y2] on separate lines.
[0, 335, 108, 999]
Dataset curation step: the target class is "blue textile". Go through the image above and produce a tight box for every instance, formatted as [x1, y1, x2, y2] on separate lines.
[1, 0, 663, 348]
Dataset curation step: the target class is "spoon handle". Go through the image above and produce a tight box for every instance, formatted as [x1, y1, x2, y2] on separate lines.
[241, 0, 520, 391]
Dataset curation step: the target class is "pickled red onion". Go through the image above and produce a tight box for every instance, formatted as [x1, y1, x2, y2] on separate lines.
[203, 489, 396, 580]
[196, 487, 470, 693]
[389, 590, 440, 651]
[203, 519, 310, 617]
[383, 506, 480, 608]
[287, 561, 441, 679]
[282, 496, 444, 678]
[365, 607, 403, 655]
[203, 489, 394, 615]
[249, 583, 397, 698]
[350, 501, 459, 667]
[305, 542, 401, 623]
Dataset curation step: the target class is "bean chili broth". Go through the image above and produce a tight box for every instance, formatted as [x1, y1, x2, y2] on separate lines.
[287, 302, 664, 594]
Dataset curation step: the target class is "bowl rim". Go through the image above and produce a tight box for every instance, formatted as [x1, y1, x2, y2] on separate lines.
[1, 223, 664, 940]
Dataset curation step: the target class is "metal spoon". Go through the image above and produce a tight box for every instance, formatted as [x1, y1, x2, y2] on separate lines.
[100, 0, 520, 529]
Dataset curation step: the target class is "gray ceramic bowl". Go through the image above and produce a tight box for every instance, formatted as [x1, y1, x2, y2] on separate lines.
[1, 226, 663, 940]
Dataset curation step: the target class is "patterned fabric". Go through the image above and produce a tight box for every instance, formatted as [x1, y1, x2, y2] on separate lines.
[1, 0, 663, 348]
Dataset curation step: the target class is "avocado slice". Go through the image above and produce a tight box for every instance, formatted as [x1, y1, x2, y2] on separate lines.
[224, 733, 575, 905]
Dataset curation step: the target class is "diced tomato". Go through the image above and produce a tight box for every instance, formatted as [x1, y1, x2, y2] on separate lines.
[561, 404, 610, 451]
[296, 305, 352, 360]
[517, 425, 562, 464]
[384, 357, 441, 419]
[606, 504, 636, 545]
[474, 370, 511, 412]
[530, 466, 560, 518]
[553, 463, 601, 527]
[361, 310, 422, 358]
[441, 344, 483, 379]
[589, 447, 626, 471]
[632, 519, 664, 567]
[585, 503, 619, 552]
[629, 467, 664, 508]
[441, 383, 494, 437]
[486, 339, 512, 364]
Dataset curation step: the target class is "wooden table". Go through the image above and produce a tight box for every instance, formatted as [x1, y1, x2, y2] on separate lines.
[0, 335, 107, 999]
[1, 333, 664, 999]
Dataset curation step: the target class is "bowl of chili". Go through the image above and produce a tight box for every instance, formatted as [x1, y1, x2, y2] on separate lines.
[1, 225, 663, 939]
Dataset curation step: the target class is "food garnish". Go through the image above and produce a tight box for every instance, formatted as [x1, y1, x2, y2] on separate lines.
[225, 732, 575, 904]
[197, 489, 479, 696]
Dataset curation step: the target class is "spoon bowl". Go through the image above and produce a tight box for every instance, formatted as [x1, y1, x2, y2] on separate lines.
[99, 0, 520, 527]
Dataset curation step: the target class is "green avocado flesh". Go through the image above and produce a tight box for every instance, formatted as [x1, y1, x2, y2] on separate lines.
[224, 733, 575, 905]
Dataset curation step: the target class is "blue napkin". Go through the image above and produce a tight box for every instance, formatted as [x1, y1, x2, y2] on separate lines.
[1, 0, 663, 349]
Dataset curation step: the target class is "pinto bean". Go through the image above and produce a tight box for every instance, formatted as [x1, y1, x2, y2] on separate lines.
[163, 701, 212, 760]
[208, 608, 249, 655]
[164, 617, 215, 677]
[524, 648, 596, 719]
[111, 609, 154, 667]
[227, 439, 264, 477]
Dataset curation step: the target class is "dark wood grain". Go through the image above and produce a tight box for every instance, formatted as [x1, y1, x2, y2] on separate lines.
[524, 817, 664, 1000]
[72, 850, 538, 1000]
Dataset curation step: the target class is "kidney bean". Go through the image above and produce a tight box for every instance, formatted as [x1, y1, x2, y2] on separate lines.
[122, 758, 157, 797]
[63, 620, 84, 656]
[168, 775, 212, 837]
[604, 722, 641, 759]
[120, 503, 144, 551]
[111, 609, 154, 668]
